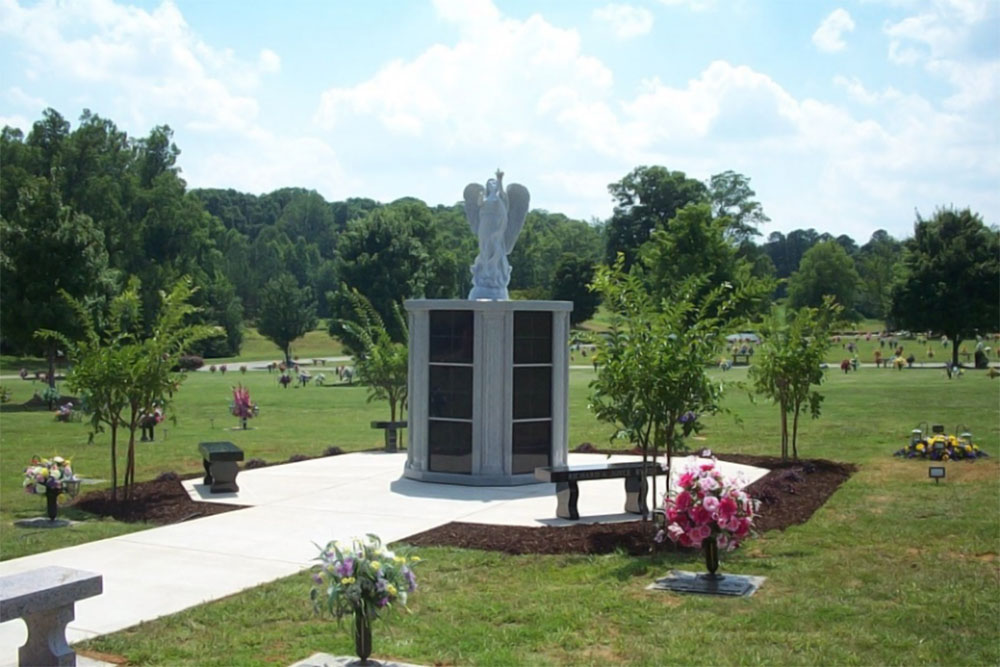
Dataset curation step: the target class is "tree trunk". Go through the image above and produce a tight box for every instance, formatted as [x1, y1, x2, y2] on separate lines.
[284, 345, 292, 367]
[46, 343, 57, 389]
[110, 422, 119, 504]
[951, 334, 960, 369]
[780, 403, 789, 461]
[791, 404, 801, 460]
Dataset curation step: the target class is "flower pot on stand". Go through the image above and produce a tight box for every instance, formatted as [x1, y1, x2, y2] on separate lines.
[45, 487, 60, 521]
[702, 536, 721, 580]
[353, 607, 373, 665]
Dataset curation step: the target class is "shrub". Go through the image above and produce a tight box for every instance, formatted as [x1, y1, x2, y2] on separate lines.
[176, 355, 204, 371]
[209, 364, 217, 373]
[155, 471, 180, 482]
[323, 446, 344, 457]
[288, 453, 310, 463]
[244, 458, 267, 469]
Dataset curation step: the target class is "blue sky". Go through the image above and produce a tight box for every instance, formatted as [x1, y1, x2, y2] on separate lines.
[1, 0, 997, 243]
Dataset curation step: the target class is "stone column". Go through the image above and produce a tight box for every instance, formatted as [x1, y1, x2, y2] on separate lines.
[405, 308, 429, 474]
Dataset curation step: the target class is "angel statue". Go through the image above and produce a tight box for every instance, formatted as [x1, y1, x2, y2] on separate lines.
[463, 169, 530, 300]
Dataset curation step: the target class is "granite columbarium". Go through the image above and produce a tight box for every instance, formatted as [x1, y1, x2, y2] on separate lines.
[404, 171, 571, 485]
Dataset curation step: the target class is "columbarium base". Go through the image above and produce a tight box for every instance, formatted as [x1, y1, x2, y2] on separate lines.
[404, 299, 572, 486]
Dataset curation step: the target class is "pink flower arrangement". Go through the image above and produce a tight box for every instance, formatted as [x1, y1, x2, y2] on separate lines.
[231, 384, 255, 420]
[659, 457, 758, 552]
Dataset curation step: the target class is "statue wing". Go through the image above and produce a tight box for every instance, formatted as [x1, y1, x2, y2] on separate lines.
[504, 183, 530, 253]
[463, 183, 485, 236]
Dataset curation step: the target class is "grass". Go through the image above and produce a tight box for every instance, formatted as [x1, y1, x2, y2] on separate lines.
[0, 324, 344, 376]
[3, 355, 999, 664]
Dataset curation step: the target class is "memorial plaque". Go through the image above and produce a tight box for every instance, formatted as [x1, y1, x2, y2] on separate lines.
[647, 570, 765, 597]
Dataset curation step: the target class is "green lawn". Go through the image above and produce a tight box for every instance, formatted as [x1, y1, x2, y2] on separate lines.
[2, 361, 999, 664]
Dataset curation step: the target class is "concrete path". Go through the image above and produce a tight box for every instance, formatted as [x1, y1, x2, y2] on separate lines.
[0, 452, 766, 664]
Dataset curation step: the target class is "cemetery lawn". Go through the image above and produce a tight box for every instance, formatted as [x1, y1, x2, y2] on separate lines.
[3, 367, 998, 664]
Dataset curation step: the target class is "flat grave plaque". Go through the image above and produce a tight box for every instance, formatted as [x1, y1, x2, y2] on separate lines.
[647, 570, 765, 597]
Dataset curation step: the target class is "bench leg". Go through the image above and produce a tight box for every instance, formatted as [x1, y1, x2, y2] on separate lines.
[20, 604, 76, 666]
[208, 461, 239, 493]
[624, 476, 649, 516]
[203, 457, 213, 486]
[555, 481, 579, 520]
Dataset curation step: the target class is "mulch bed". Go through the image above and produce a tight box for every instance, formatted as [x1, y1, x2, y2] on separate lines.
[70, 452, 855, 556]
[72, 474, 244, 524]
[405, 453, 856, 556]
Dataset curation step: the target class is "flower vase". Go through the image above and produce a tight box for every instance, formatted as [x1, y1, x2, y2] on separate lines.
[702, 536, 720, 579]
[45, 487, 60, 521]
[353, 608, 373, 665]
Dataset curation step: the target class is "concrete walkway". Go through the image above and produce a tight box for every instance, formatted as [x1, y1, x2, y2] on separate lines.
[0, 452, 766, 663]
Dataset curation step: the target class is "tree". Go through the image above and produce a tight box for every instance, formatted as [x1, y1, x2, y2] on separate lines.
[257, 273, 318, 365]
[605, 166, 708, 269]
[550, 253, 599, 325]
[856, 230, 902, 321]
[707, 170, 769, 243]
[890, 207, 999, 368]
[38, 278, 215, 502]
[332, 208, 432, 344]
[787, 240, 861, 318]
[0, 177, 116, 385]
[337, 288, 408, 422]
[640, 203, 773, 324]
[749, 298, 841, 461]
[589, 256, 746, 525]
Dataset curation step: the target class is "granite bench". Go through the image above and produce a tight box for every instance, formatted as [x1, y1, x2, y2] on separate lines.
[370, 420, 407, 452]
[199, 441, 244, 493]
[534, 461, 668, 520]
[0, 566, 103, 666]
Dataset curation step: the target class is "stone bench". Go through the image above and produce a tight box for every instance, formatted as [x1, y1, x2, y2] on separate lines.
[0, 566, 102, 666]
[371, 420, 407, 452]
[534, 461, 667, 520]
[199, 441, 244, 493]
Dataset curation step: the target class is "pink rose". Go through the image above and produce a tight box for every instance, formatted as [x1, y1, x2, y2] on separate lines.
[700, 462, 715, 472]
[718, 496, 738, 519]
[735, 517, 750, 538]
[698, 476, 719, 493]
[702, 495, 720, 514]
[678, 472, 694, 488]
[692, 524, 712, 542]
[675, 490, 692, 511]
[667, 523, 686, 543]
[690, 505, 711, 525]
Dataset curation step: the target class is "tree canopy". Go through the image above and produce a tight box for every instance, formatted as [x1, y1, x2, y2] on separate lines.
[890, 207, 999, 367]
[787, 240, 861, 319]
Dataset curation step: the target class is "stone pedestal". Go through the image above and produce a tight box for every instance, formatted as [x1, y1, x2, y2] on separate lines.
[404, 300, 571, 485]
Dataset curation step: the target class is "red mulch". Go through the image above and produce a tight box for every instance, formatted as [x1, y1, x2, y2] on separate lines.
[70, 452, 855, 555]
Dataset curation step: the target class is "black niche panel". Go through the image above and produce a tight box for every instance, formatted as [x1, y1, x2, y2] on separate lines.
[513, 311, 552, 364]
[428, 420, 472, 474]
[513, 366, 551, 420]
[429, 365, 473, 419]
[430, 310, 474, 363]
[512, 421, 551, 474]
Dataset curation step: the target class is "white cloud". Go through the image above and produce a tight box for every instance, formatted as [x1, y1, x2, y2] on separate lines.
[593, 4, 653, 39]
[307, 0, 998, 237]
[813, 8, 856, 53]
[6, 85, 46, 111]
[657, 0, 716, 11]
[884, 1, 1000, 109]
[258, 48, 281, 74]
[0, 0, 262, 134]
